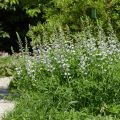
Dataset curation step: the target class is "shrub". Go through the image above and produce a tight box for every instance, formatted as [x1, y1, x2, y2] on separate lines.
[8, 25, 120, 119]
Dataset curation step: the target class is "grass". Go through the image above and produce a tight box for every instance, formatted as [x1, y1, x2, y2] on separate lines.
[3, 26, 120, 120]
[4, 91, 120, 120]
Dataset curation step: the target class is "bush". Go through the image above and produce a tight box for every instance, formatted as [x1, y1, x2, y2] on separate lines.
[5, 25, 120, 120]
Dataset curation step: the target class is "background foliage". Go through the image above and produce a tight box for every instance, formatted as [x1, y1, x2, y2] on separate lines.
[0, 0, 120, 52]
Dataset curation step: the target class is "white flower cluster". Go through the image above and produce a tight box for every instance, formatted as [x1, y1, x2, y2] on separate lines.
[16, 26, 120, 81]
[78, 31, 120, 75]
[15, 67, 22, 79]
[57, 54, 71, 78]
[25, 56, 36, 80]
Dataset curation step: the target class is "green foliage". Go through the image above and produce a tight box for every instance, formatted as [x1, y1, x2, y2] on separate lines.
[0, 0, 19, 9]
[110, 0, 120, 39]
[27, 0, 120, 45]
[0, 30, 10, 38]
[0, 56, 15, 77]
[4, 92, 120, 120]
[5, 27, 120, 119]
[1, 0, 120, 47]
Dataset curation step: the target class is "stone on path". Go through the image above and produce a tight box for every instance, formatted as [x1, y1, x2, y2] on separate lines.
[0, 100, 14, 120]
[0, 77, 12, 89]
[0, 77, 15, 120]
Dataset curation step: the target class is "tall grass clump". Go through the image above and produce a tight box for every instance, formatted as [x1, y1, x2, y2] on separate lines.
[6, 25, 120, 120]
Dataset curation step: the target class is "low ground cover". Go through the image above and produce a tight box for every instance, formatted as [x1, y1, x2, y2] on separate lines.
[0, 55, 15, 77]
[4, 26, 120, 120]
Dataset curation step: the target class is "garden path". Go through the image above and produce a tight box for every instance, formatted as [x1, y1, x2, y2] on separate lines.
[0, 77, 15, 120]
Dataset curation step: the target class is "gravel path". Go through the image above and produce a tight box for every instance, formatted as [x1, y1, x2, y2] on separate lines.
[0, 77, 15, 120]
